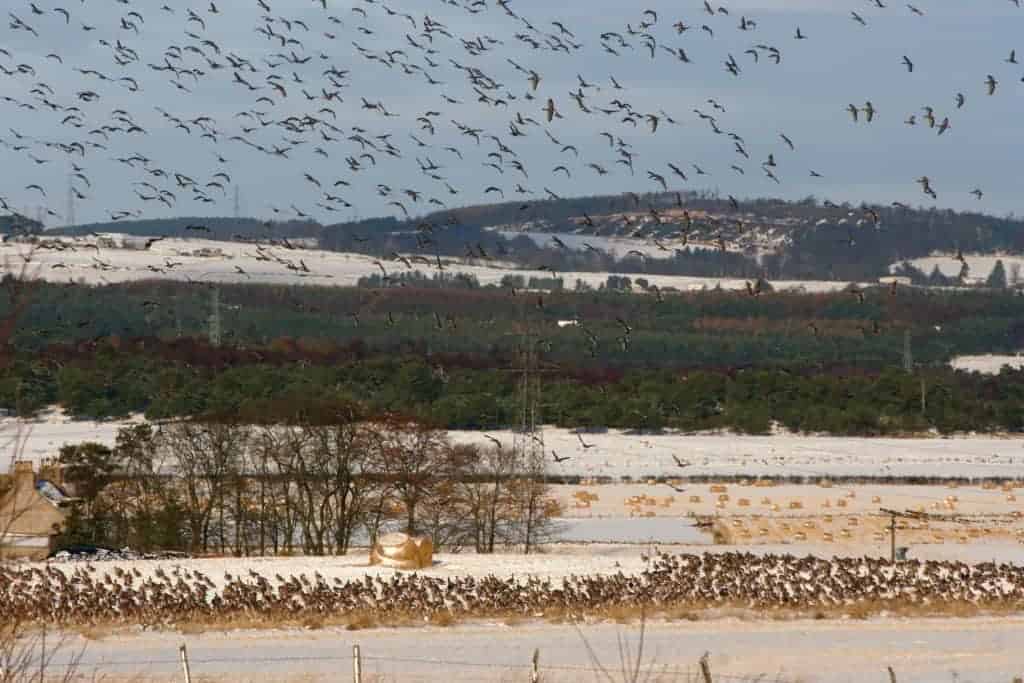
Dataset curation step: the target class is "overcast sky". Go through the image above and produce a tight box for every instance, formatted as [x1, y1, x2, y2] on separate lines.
[1, 0, 1022, 228]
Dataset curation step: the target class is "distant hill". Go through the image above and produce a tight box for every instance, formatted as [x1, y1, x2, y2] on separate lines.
[0, 214, 43, 236]
[49, 216, 323, 242]
[43, 192, 1024, 282]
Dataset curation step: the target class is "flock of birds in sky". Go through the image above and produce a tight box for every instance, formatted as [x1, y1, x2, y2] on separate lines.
[1, 0, 1022, 243]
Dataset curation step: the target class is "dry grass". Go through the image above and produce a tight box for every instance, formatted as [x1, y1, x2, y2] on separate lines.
[36, 597, 1017, 640]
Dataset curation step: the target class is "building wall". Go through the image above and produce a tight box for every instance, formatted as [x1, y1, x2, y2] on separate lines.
[0, 461, 66, 561]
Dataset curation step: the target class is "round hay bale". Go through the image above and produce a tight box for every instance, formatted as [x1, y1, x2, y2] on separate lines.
[369, 532, 433, 570]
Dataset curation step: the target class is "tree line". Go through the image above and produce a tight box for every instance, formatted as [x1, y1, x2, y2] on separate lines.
[6, 349, 1024, 435]
[37, 189, 1024, 282]
[7, 278, 1024, 366]
[55, 407, 554, 556]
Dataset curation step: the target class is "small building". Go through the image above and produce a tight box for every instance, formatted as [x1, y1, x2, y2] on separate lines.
[0, 461, 74, 560]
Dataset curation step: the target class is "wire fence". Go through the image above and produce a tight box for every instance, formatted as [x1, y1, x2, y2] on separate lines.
[86, 645, 805, 683]
[79, 643, 1022, 683]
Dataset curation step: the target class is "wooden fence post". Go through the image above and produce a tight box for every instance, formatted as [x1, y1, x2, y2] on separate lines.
[531, 648, 540, 683]
[352, 644, 362, 683]
[179, 644, 192, 683]
[699, 652, 713, 683]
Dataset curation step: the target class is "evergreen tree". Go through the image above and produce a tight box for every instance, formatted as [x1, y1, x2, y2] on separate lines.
[927, 265, 950, 287]
[986, 259, 1008, 289]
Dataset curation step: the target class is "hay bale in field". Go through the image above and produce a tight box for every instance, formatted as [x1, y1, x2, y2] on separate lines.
[369, 532, 433, 570]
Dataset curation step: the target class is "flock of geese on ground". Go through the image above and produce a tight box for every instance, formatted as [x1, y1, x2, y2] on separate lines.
[1, 0, 1021, 248]
[2, 552, 1023, 626]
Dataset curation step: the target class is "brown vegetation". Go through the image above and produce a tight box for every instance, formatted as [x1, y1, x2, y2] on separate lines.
[4, 552, 1024, 634]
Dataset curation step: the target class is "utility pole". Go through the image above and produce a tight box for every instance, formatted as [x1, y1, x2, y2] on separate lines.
[881, 508, 929, 564]
[903, 329, 913, 373]
[890, 513, 896, 564]
[66, 174, 76, 228]
[514, 298, 546, 554]
[233, 185, 241, 219]
[920, 378, 927, 416]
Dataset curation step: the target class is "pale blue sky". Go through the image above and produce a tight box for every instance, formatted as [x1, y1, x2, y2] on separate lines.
[1, 0, 1021, 227]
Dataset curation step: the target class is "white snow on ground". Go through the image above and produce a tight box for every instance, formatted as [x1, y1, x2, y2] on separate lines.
[56, 616, 1024, 682]
[35, 540, 1024, 591]
[554, 517, 708, 544]
[951, 354, 1024, 374]
[3, 235, 858, 293]
[0, 407, 143, 472]
[6, 412, 1024, 480]
[899, 253, 1024, 282]
[553, 482, 1024, 519]
[493, 229, 723, 260]
[451, 427, 1024, 480]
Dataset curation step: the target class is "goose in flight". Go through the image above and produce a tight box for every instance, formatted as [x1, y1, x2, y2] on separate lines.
[543, 98, 560, 122]
[985, 74, 997, 95]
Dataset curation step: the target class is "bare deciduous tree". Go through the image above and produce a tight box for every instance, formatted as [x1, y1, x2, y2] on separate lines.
[155, 420, 249, 553]
[371, 416, 454, 536]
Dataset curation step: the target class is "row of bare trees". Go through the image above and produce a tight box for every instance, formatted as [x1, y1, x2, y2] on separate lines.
[57, 411, 557, 556]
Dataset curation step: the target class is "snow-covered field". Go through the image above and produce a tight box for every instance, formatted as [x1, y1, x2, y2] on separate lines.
[553, 482, 1024, 519]
[451, 427, 1024, 480]
[951, 354, 1024, 374]
[4, 235, 858, 293]
[53, 616, 1024, 682]
[34, 540, 1024, 591]
[6, 411, 1024, 481]
[0, 408, 143, 471]
[494, 229, 724, 260]
[898, 253, 1024, 283]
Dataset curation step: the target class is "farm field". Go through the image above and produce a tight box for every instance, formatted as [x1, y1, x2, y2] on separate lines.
[42, 616, 1024, 683]
[7, 412, 1024, 683]
[951, 354, 1024, 375]
[7, 410, 1024, 481]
